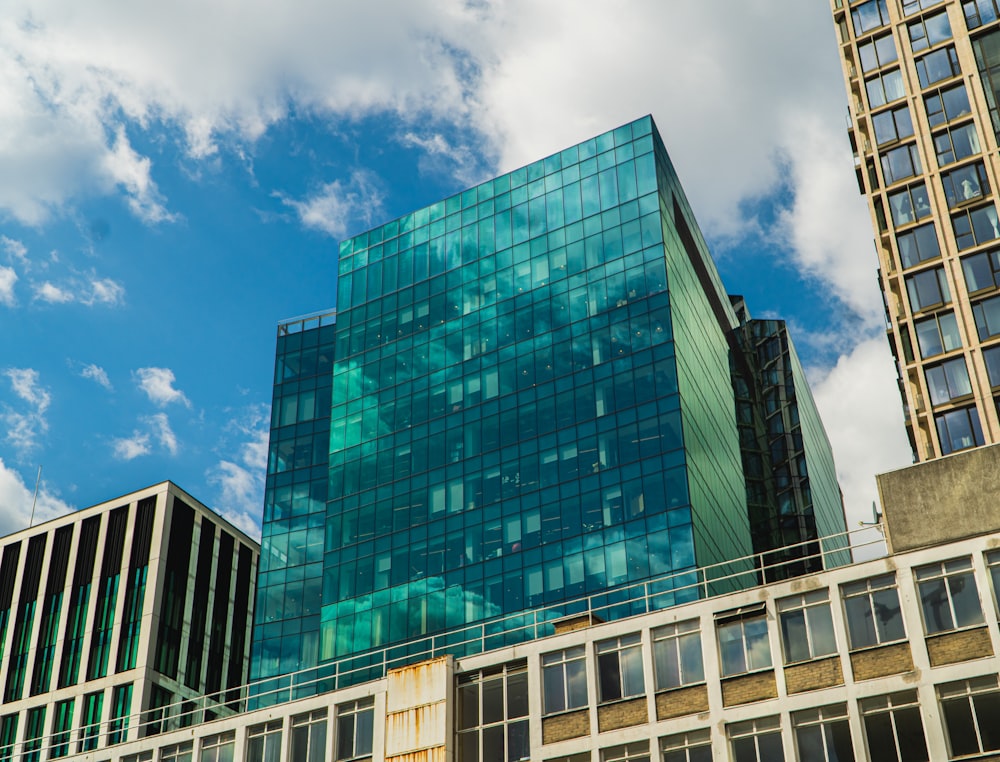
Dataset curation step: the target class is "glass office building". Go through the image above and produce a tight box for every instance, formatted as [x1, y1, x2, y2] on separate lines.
[250, 117, 847, 684]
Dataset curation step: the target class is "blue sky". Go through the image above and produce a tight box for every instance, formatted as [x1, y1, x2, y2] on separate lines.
[0, 1, 911, 544]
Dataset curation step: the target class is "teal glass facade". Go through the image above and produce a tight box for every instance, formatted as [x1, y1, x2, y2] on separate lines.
[250, 116, 848, 682]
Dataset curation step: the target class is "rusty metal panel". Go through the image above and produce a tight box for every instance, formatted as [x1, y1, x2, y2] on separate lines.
[385, 703, 448, 755]
[385, 656, 451, 713]
[387, 750, 448, 762]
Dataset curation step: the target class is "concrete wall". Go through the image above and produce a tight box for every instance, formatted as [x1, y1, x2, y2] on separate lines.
[877, 442, 1000, 553]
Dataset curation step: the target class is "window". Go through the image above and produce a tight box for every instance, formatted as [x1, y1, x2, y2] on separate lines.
[859, 33, 898, 72]
[246, 720, 282, 762]
[542, 646, 588, 713]
[793, 705, 855, 762]
[974, 293, 1000, 339]
[853, 0, 890, 34]
[336, 698, 374, 761]
[935, 124, 982, 167]
[777, 591, 837, 663]
[985, 345, 1000, 386]
[841, 573, 906, 649]
[652, 620, 704, 690]
[866, 69, 906, 108]
[160, 742, 194, 762]
[925, 356, 973, 405]
[964, 249, 1000, 293]
[728, 716, 783, 762]
[601, 741, 650, 762]
[965, 0, 1000, 29]
[200, 732, 236, 762]
[936, 405, 985, 454]
[905, 266, 950, 311]
[23, 707, 44, 762]
[596, 633, 645, 701]
[988, 551, 1000, 612]
[880, 143, 921, 184]
[108, 682, 133, 745]
[908, 9, 952, 51]
[860, 691, 929, 762]
[716, 607, 772, 677]
[914, 311, 960, 357]
[661, 729, 712, 762]
[953, 204, 1000, 249]
[939, 676, 1000, 756]
[50, 698, 73, 759]
[79, 690, 103, 753]
[916, 45, 961, 88]
[897, 222, 940, 268]
[903, 0, 945, 14]
[916, 557, 985, 633]
[925, 83, 972, 126]
[457, 662, 529, 762]
[872, 104, 914, 146]
[123, 753, 153, 762]
[290, 710, 327, 762]
[942, 161, 989, 207]
[0, 715, 15, 762]
[888, 183, 931, 226]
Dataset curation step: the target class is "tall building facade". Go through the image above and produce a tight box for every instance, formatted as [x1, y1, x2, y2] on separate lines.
[250, 117, 848, 685]
[0, 482, 258, 760]
[831, 0, 1000, 460]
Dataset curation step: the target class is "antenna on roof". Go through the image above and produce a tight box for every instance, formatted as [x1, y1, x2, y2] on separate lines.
[29, 465, 41, 528]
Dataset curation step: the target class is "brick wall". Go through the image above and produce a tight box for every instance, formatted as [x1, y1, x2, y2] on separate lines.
[927, 626, 994, 667]
[542, 710, 590, 744]
[721, 671, 777, 707]
[850, 643, 914, 681]
[655, 684, 709, 720]
[784, 657, 844, 694]
[597, 697, 648, 732]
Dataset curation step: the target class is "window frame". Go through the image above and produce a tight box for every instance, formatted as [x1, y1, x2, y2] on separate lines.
[915, 45, 961, 89]
[880, 142, 922, 185]
[456, 661, 530, 762]
[859, 32, 899, 73]
[841, 573, 907, 650]
[905, 265, 951, 312]
[660, 729, 712, 762]
[935, 123, 982, 169]
[888, 182, 931, 226]
[541, 645, 588, 715]
[942, 161, 989, 208]
[246, 720, 283, 762]
[852, 0, 891, 35]
[924, 356, 973, 405]
[915, 556, 986, 634]
[866, 69, 906, 110]
[716, 606, 773, 677]
[199, 731, 236, 762]
[953, 204, 1000, 250]
[792, 704, 855, 762]
[964, 0, 1000, 29]
[860, 691, 929, 762]
[777, 590, 838, 664]
[159, 742, 194, 762]
[897, 222, 940, 269]
[727, 716, 784, 762]
[908, 8, 952, 52]
[939, 676, 1000, 756]
[596, 633, 646, 702]
[924, 82, 972, 127]
[335, 698, 374, 762]
[289, 709, 328, 762]
[652, 620, 705, 691]
[935, 405, 986, 455]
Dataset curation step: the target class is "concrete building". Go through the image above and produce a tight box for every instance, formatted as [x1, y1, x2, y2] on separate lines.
[0, 481, 259, 761]
[34, 444, 1000, 761]
[250, 116, 849, 685]
[830, 0, 1000, 460]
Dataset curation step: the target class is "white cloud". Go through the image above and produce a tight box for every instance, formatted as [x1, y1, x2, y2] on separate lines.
[134, 367, 191, 408]
[32, 273, 125, 307]
[279, 171, 385, 239]
[100, 124, 175, 224]
[80, 363, 113, 390]
[0, 266, 16, 306]
[0, 457, 73, 536]
[112, 432, 151, 461]
[145, 412, 178, 456]
[207, 404, 270, 538]
[34, 281, 74, 304]
[809, 337, 914, 559]
[1, 236, 28, 264]
[2, 368, 51, 454]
